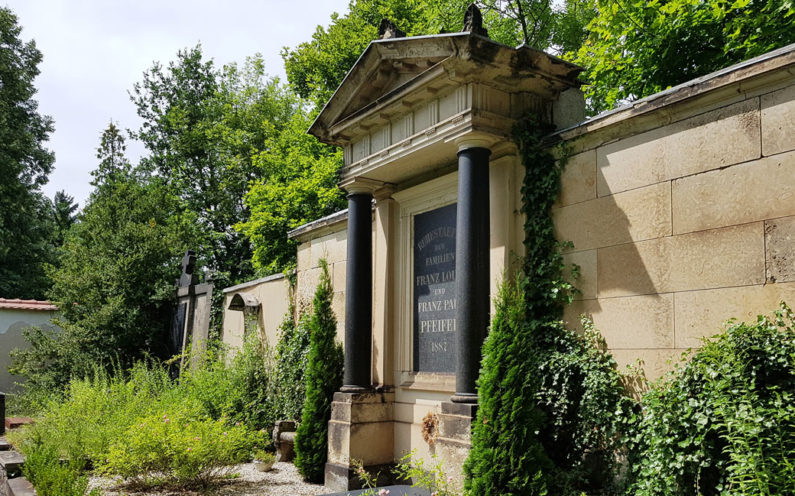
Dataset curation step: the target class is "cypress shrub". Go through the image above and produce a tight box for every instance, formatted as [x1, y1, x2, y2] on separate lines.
[294, 259, 344, 482]
[464, 116, 633, 495]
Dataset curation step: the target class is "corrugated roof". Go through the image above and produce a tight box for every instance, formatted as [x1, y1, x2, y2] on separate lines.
[0, 299, 58, 311]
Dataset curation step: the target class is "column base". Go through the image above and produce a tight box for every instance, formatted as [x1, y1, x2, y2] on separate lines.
[324, 391, 395, 492]
[450, 392, 478, 403]
[436, 401, 478, 493]
[339, 385, 373, 393]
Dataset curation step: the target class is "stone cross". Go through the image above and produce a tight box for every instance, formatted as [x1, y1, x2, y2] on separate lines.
[177, 250, 199, 287]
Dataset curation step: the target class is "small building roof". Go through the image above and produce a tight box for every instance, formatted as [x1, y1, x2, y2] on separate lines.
[0, 299, 58, 311]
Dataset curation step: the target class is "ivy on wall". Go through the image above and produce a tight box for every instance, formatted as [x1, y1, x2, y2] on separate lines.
[463, 116, 632, 496]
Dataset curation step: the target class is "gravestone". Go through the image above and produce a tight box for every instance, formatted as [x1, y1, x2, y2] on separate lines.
[413, 203, 457, 373]
[172, 250, 213, 370]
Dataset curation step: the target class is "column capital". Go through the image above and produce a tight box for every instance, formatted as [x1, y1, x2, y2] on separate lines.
[340, 177, 383, 195]
[454, 131, 498, 153]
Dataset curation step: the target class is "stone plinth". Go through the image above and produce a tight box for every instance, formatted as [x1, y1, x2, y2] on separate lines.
[325, 391, 395, 492]
[436, 401, 477, 492]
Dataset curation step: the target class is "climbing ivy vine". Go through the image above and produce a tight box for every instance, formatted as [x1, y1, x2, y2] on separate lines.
[463, 115, 633, 496]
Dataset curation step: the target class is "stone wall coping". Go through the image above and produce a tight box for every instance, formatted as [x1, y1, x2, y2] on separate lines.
[222, 272, 290, 294]
[288, 208, 350, 242]
[553, 42, 795, 141]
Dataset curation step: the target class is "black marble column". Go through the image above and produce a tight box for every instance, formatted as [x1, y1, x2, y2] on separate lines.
[341, 191, 373, 392]
[451, 146, 491, 403]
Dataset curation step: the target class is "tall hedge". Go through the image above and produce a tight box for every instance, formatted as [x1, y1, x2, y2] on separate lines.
[294, 259, 344, 482]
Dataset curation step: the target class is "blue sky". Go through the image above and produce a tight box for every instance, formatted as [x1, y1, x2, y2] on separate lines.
[5, 0, 350, 207]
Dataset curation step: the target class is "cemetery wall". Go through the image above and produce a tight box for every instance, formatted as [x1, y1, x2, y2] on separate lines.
[0, 303, 59, 393]
[222, 273, 291, 350]
[554, 52, 795, 380]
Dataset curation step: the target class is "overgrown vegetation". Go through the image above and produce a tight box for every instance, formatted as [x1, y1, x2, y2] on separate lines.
[8, 343, 273, 492]
[625, 304, 795, 495]
[465, 114, 795, 495]
[266, 295, 312, 422]
[294, 259, 344, 482]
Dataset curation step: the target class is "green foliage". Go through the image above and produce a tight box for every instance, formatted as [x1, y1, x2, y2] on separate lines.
[0, 6, 57, 300]
[478, 0, 596, 51]
[238, 110, 346, 274]
[294, 259, 344, 482]
[12, 355, 272, 491]
[574, 0, 795, 113]
[11, 169, 197, 394]
[394, 451, 457, 496]
[465, 117, 631, 495]
[100, 409, 257, 488]
[626, 303, 795, 496]
[131, 46, 298, 286]
[267, 298, 312, 422]
[282, 0, 473, 106]
[282, 0, 594, 108]
[20, 438, 98, 496]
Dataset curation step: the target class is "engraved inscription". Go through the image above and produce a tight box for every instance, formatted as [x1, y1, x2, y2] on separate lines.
[413, 203, 457, 372]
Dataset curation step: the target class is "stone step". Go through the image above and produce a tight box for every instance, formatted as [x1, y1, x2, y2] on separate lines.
[0, 437, 10, 451]
[7, 477, 35, 496]
[0, 451, 24, 477]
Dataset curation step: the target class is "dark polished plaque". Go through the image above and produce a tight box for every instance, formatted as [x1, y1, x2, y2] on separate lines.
[413, 203, 457, 373]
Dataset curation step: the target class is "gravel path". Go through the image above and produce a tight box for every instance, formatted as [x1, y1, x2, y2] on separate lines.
[89, 462, 331, 496]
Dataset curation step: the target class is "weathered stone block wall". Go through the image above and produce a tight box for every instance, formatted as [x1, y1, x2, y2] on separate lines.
[294, 217, 351, 346]
[555, 67, 795, 380]
[221, 274, 291, 351]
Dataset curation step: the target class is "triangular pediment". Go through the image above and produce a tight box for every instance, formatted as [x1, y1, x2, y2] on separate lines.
[337, 55, 448, 122]
[309, 32, 583, 145]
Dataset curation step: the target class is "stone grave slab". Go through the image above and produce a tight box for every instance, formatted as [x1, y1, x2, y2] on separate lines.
[0, 438, 10, 451]
[7, 477, 35, 496]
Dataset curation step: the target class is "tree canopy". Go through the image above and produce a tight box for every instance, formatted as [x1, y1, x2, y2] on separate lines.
[130, 47, 299, 285]
[574, 0, 795, 113]
[0, 6, 57, 299]
[12, 124, 199, 393]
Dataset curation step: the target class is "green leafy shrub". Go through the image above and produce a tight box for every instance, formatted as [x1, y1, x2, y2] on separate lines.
[100, 408, 258, 488]
[294, 259, 344, 482]
[464, 276, 632, 496]
[268, 300, 311, 422]
[626, 303, 795, 495]
[20, 436, 99, 496]
[12, 354, 268, 490]
[17, 362, 171, 469]
[394, 451, 457, 496]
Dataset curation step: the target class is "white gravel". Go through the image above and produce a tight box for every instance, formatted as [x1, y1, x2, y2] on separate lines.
[89, 462, 331, 496]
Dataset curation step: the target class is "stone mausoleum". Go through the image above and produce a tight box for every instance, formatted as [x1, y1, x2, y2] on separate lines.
[222, 8, 795, 491]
